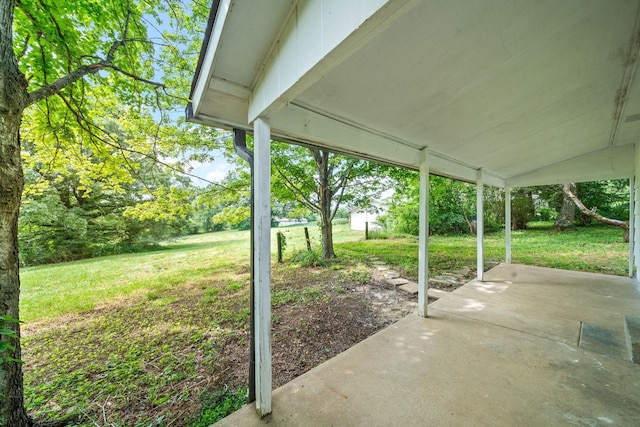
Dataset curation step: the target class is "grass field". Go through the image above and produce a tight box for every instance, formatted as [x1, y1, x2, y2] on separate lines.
[19, 221, 629, 425]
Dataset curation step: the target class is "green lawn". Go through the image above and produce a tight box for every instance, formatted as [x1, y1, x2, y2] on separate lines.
[20, 223, 363, 323]
[18, 221, 629, 425]
[21, 221, 630, 323]
[337, 222, 629, 279]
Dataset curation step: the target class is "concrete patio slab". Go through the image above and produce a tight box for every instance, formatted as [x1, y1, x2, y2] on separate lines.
[216, 264, 640, 426]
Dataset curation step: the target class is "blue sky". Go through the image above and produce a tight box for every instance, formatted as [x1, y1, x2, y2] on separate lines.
[189, 152, 234, 186]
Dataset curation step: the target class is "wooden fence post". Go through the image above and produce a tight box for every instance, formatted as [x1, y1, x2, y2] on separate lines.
[304, 227, 312, 251]
[277, 232, 283, 263]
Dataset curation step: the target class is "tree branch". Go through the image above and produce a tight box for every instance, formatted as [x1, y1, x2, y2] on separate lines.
[274, 165, 320, 212]
[563, 183, 629, 242]
[54, 92, 229, 189]
[103, 64, 165, 88]
[15, 34, 30, 61]
[25, 7, 165, 106]
[27, 61, 97, 106]
[330, 166, 352, 221]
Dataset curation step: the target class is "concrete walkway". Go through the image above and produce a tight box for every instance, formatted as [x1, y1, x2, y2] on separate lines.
[216, 264, 640, 426]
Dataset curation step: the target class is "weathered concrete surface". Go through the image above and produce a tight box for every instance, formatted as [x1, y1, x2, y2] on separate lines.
[384, 277, 409, 286]
[216, 264, 640, 426]
[398, 281, 418, 294]
[579, 322, 629, 360]
[426, 287, 448, 299]
[383, 270, 400, 279]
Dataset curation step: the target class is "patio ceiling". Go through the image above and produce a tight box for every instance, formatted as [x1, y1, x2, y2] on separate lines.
[189, 0, 640, 187]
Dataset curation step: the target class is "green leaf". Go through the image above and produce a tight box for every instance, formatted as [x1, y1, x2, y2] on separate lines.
[0, 342, 15, 352]
[0, 315, 21, 323]
[0, 329, 17, 338]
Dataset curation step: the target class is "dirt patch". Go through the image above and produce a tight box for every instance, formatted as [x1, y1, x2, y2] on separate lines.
[217, 265, 420, 390]
[271, 275, 417, 388]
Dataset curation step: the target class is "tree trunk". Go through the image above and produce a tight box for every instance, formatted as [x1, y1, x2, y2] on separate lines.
[563, 183, 629, 243]
[320, 214, 335, 259]
[0, 1, 32, 424]
[0, 92, 31, 427]
[554, 183, 576, 229]
[311, 149, 336, 259]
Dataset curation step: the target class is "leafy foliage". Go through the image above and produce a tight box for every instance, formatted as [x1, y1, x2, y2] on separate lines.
[521, 179, 630, 228]
[188, 388, 248, 427]
[10, 0, 231, 267]
[0, 315, 21, 365]
[292, 250, 329, 267]
[511, 188, 535, 229]
[3, 0, 220, 423]
[386, 172, 504, 235]
[271, 142, 384, 258]
[18, 150, 196, 265]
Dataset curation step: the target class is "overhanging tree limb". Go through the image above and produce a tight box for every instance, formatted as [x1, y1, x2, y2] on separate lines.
[330, 165, 352, 221]
[273, 164, 320, 212]
[563, 182, 629, 242]
[26, 8, 162, 107]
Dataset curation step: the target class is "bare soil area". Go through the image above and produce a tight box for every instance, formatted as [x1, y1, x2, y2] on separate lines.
[219, 264, 421, 390]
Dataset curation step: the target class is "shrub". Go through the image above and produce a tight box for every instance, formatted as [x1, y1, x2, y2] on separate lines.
[292, 250, 328, 267]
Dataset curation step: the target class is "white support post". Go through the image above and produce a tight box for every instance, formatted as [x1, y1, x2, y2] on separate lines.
[636, 178, 640, 277]
[635, 143, 640, 278]
[417, 148, 430, 318]
[505, 186, 512, 264]
[630, 176, 635, 278]
[253, 118, 272, 417]
[476, 169, 484, 281]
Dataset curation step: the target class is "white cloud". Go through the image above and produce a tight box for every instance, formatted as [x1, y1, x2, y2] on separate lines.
[205, 165, 232, 182]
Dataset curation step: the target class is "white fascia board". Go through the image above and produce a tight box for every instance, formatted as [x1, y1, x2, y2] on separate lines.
[506, 145, 635, 187]
[248, 0, 418, 122]
[191, 0, 232, 118]
[209, 77, 252, 99]
[188, 113, 249, 132]
[269, 103, 421, 168]
[269, 103, 506, 187]
[430, 155, 505, 188]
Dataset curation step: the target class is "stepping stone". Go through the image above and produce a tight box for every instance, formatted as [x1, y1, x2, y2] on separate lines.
[376, 266, 390, 271]
[452, 267, 471, 276]
[369, 256, 380, 261]
[435, 275, 459, 284]
[372, 260, 385, 265]
[399, 281, 418, 295]
[429, 278, 455, 287]
[384, 271, 400, 279]
[385, 278, 409, 286]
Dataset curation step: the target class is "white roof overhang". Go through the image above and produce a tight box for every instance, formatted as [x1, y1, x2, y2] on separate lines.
[189, 0, 640, 187]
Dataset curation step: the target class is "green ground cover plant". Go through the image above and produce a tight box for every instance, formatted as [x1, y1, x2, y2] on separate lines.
[19, 222, 628, 425]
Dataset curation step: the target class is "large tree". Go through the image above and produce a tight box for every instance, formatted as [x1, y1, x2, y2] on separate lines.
[0, 1, 209, 424]
[554, 183, 577, 229]
[271, 142, 382, 259]
[535, 180, 630, 236]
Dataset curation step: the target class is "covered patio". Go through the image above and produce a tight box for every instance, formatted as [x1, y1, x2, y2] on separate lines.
[217, 264, 640, 426]
[188, 0, 640, 420]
